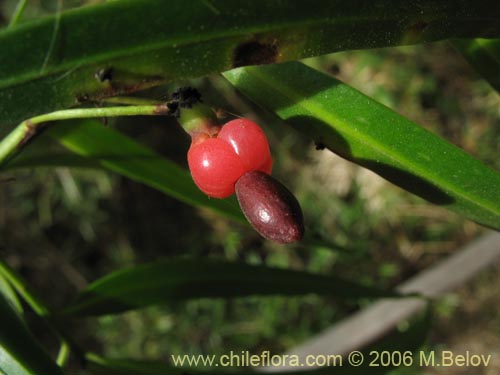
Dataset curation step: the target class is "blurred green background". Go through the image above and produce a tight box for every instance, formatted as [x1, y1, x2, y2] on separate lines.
[1, 0, 499, 374]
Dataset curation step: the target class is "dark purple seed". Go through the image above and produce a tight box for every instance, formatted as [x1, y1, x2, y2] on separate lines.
[235, 171, 305, 244]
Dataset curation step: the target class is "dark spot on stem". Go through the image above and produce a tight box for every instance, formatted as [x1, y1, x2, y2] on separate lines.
[19, 120, 38, 149]
[329, 63, 341, 75]
[75, 93, 90, 103]
[166, 101, 180, 117]
[154, 103, 172, 115]
[171, 87, 203, 108]
[233, 41, 278, 68]
[315, 141, 326, 150]
[169, 87, 203, 117]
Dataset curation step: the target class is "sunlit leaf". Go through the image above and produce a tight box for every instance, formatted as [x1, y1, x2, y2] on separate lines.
[224, 62, 500, 229]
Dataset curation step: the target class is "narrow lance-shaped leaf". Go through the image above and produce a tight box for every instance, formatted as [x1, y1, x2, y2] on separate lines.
[0, 273, 23, 315]
[223, 62, 500, 229]
[85, 309, 430, 374]
[87, 355, 332, 375]
[453, 38, 500, 93]
[62, 258, 400, 316]
[0, 294, 64, 375]
[44, 119, 245, 223]
[4, 150, 102, 170]
[2, 0, 500, 125]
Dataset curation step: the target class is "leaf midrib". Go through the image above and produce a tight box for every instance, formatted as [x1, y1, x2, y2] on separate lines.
[0, 9, 454, 90]
[65, 270, 382, 315]
[241, 67, 500, 218]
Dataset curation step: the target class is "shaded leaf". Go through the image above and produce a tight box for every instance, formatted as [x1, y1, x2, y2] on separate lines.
[4, 152, 101, 170]
[453, 38, 500, 92]
[86, 355, 349, 375]
[3, 133, 101, 170]
[63, 258, 400, 316]
[0, 273, 23, 315]
[87, 354, 243, 375]
[2, 1, 500, 125]
[44, 119, 245, 223]
[84, 308, 430, 375]
[0, 294, 64, 375]
[223, 62, 500, 229]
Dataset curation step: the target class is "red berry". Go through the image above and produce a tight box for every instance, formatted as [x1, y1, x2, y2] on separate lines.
[190, 131, 210, 147]
[188, 138, 245, 198]
[187, 118, 273, 198]
[218, 119, 272, 174]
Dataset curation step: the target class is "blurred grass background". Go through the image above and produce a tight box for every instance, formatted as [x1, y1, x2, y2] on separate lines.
[1, 1, 499, 373]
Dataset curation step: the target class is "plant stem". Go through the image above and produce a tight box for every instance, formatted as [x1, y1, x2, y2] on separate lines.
[101, 96, 165, 106]
[0, 104, 170, 168]
[8, 0, 28, 28]
[56, 341, 71, 367]
[177, 102, 219, 134]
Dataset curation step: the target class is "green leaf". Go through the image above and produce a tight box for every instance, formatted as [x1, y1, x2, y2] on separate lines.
[85, 356, 367, 375]
[453, 38, 500, 92]
[87, 355, 326, 375]
[0, 274, 23, 315]
[3, 132, 101, 170]
[86, 355, 183, 375]
[0, 294, 64, 375]
[44, 119, 245, 223]
[87, 353, 245, 375]
[223, 62, 500, 230]
[2, 1, 500, 125]
[62, 258, 399, 316]
[85, 308, 430, 375]
[4, 151, 101, 170]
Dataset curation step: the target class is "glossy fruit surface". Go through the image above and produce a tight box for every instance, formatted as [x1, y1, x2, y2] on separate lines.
[235, 171, 304, 243]
[187, 138, 245, 198]
[188, 118, 272, 198]
[217, 119, 272, 174]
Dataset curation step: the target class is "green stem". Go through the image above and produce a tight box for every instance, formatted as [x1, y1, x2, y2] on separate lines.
[8, 0, 28, 28]
[0, 104, 170, 168]
[101, 96, 165, 106]
[56, 341, 71, 367]
[177, 102, 218, 133]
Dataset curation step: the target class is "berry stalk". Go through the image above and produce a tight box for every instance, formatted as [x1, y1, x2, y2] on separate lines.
[170, 86, 220, 137]
[0, 104, 170, 168]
